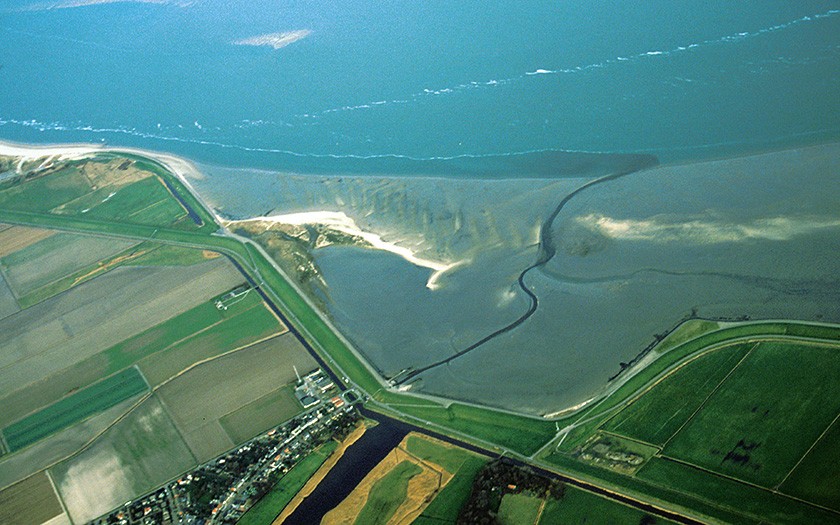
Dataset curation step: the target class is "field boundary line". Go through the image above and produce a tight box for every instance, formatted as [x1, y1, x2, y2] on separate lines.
[45, 469, 72, 525]
[149, 330, 286, 392]
[3, 392, 155, 493]
[599, 430, 660, 450]
[776, 410, 840, 490]
[0, 264, 19, 301]
[152, 392, 199, 465]
[656, 455, 840, 517]
[660, 342, 758, 450]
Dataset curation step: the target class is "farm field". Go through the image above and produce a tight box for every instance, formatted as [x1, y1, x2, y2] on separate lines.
[352, 460, 423, 525]
[397, 433, 489, 525]
[51, 397, 196, 524]
[0, 225, 55, 258]
[2, 367, 148, 452]
[538, 486, 671, 525]
[156, 333, 313, 461]
[220, 384, 301, 445]
[497, 493, 543, 525]
[137, 293, 286, 386]
[0, 258, 242, 398]
[0, 232, 137, 297]
[0, 396, 144, 490]
[0, 472, 64, 525]
[0, 273, 18, 321]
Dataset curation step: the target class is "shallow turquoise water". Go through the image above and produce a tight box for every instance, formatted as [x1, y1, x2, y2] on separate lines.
[1, 1, 838, 171]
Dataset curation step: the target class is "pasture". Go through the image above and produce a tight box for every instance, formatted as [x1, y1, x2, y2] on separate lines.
[497, 493, 543, 525]
[602, 343, 752, 446]
[781, 417, 840, 511]
[2, 367, 148, 452]
[543, 331, 840, 525]
[0, 155, 198, 232]
[662, 341, 840, 487]
[538, 486, 669, 525]
[0, 259, 241, 404]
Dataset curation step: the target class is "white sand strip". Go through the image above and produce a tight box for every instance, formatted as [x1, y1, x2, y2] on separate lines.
[232, 211, 465, 290]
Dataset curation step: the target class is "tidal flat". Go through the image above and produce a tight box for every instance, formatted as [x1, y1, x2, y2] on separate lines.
[190, 144, 840, 415]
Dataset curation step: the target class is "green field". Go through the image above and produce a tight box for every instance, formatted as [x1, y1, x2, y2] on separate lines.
[0, 165, 91, 212]
[237, 440, 338, 525]
[498, 493, 543, 525]
[138, 297, 283, 386]
[60, 177, 186, 226]
[538, 486, 668, 525]
[2, 367, 148, 451]
[414, 442, 488, 525]
[781, 416, 840, 511]
[354, 460, 422, 525]
[663, 341, 840, 487]
[220, 385, 302, 445]
[602, 343, 752, 446]
[636, 457, 836, 524]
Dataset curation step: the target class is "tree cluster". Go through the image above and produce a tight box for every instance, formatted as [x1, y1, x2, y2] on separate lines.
[457, 459, 565, 524]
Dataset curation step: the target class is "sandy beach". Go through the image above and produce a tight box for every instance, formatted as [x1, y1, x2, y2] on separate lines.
[229, 211, 466, 290]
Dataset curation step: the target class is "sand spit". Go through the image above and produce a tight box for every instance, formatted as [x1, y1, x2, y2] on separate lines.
[230, 211, 465, 290]
[234, 30, 312, 50]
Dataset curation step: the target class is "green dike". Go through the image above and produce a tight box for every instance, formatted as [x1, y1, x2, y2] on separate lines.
[355, 460, 423, 525]
[2, 367, 147, 452]
[237, 440, 338, 525]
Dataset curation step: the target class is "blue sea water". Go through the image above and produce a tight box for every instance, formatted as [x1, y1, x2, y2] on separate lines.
[0, 0, 838, 171]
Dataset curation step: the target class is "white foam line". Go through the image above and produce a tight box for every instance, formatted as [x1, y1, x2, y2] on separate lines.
[230, 211, 465, 290]
[303, 9, 839, 117]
